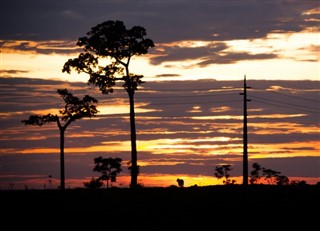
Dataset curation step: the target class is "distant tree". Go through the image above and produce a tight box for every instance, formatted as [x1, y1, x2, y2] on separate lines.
[214, 164, 236, 185]
[290, 180, 307, 186]
[168, 185, 178, 188]
[62, 20, 155, 189]
[22, 89, 99, 190]
[262, 168, 281, 185]
[83, 177, 104, 189]
[249, 162, 263, 184]
[275, 175, 290, 185]
[137, 181, 145, 188]
[250, 162, 289, 185]
[93, 157, 122, 188]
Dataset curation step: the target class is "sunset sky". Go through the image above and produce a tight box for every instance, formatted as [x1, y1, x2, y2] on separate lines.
[0, 0, 319, 189]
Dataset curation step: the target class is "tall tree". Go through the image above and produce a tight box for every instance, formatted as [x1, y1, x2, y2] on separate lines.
[62, 20, 155, 189]
[22, 89, 99, 190]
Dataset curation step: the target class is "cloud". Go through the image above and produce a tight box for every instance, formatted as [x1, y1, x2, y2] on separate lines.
[1, 40, 81, 55]
[1, 1, 318, 71]
[155, 74, 181, 78]
[0, 77, 319, 188]
[1, 0, 318, 42]
[61, 10, 83, 20]
[0, 69, 29, 77]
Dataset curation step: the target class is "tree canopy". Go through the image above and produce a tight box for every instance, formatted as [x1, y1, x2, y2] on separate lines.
[62, 20, 155, 94]
[22, 89, 99, 190]
[62, 20, 154, 189]
[22, 89, 99, 128]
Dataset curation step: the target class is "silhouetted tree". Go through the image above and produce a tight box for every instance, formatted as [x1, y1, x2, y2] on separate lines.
[22, 89, 99, 190]
[290, 180, 307, 186]
[262, 168, 281, 185]
[83, 177, 104, 189]
[250, 162, 288, 185]
[214, 164, 236, 185]
[62, 20, 155, 189]
[93, 156, 122, 188]
[275, 175, 290, 185]
[249, 162, 263, 184]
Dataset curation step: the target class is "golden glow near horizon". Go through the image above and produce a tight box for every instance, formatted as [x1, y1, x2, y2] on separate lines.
[1, 30, 319, 82]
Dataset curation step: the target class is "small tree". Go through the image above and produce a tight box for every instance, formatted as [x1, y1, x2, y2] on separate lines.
[22, 89, 99, 190]
[214, 164, 236, 185]
[290, 180, 307, 186]
[250, 162, 288, 185]
[275, 175, 290, 185]
[93, 157, 122, 188]
[83, 177, 104, 189]
[262, 168, 281, 185]
[249, 162, 263, 184]
[62, 20, 155, 189]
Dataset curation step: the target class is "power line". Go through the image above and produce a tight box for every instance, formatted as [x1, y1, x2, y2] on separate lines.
[138, 100, 241, 106]
[265, 90, 319, 103]
[250, 97, 319, 114]
[136, 92, 236, 99]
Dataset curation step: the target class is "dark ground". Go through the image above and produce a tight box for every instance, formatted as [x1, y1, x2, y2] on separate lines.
[1, 185, 319, 230]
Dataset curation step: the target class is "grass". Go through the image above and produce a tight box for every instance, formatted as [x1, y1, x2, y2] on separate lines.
[1, 184, 319, 230]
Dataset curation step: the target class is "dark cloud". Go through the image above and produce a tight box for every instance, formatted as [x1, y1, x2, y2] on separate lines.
[198, 52, 278, 66]
[1, 40, 81, 55]
[150, 43, 279, 66]
[1, 0, 318, 42]
[0, 70, 29, 77]
[156, 74, 181, 77]
[1, 1, 318, 66]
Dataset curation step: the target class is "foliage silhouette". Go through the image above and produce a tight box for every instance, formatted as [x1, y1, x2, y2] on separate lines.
[214, 164, 236, 185]
[83, 177, 104, 189]
[275, 175, 290, 185]
[249, 162, 263, 184]
[22, 89, 99, 190]
[262, 168, 281, 185]
[62, 20, 155, 189]
[93, 156, 122, 188]
[249, 162, 290, 185]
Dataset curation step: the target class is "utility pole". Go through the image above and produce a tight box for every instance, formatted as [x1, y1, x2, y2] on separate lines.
[239, 75, 251, 185]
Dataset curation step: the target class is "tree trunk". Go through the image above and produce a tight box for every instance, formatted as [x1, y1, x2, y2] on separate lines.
[60, 128, 65, 190]
[128, 91, 138, 189]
